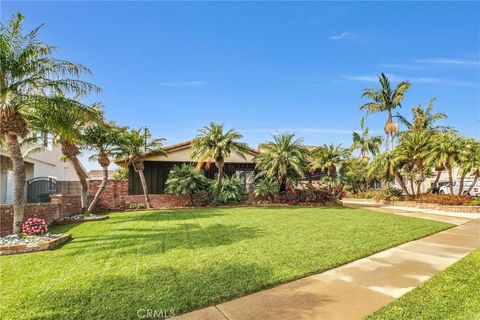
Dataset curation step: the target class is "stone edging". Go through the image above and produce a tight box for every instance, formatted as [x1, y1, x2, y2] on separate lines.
[55, 215, 109, 225]
[0, 233, 72, 256]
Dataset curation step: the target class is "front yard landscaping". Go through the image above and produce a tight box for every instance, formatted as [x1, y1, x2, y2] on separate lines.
[0, 206, 451, 319]
[368, 248, 480, 320]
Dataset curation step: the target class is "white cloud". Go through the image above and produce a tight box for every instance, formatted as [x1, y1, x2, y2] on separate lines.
[240, 128, 354, 135]
[341, 74, 479, 88]
[378, 63, 425, 70]
[158, 81, 207, 87]
[330, 32, 351, 41]
[415, 58, 480, 66]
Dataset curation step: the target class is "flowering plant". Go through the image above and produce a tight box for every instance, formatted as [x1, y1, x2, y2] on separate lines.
[21, 217, 48, 235]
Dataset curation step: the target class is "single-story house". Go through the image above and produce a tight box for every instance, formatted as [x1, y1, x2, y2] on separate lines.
[118, 141, 258, 195]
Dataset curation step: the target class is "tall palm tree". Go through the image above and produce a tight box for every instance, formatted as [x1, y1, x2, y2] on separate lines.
[83, 120, 124, 213]
[433, 130, 462, 195]
[114, 128, 166, 208]
[351, 117, 383, 160]
[255, 132, 308, 192]
[310, 143, 349, 176]
[191, 122, 250, 186]
[395, 98, 448, 132]
[360, 73, 410, 150]
[0, 13, 98, 232]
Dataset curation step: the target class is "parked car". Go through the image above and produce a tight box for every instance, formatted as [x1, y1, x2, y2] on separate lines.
[439, 180, 480, 197]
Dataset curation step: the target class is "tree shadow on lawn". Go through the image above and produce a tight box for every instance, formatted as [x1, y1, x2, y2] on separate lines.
[24, 262, 278, 320]
[56, 222, 263, 258]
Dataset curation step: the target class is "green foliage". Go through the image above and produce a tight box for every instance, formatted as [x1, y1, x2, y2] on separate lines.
[340, 158, 370, 193]
[165, 164, 209, 205]
[394, 97, 448, 132]
[112, 167, 128, 180]
[351, 117, 383, 159]
[310, 143, 350, 176]
[253, 178, 279, 201]
[255, 132, 308, 191]
[211, 176, 247, 205]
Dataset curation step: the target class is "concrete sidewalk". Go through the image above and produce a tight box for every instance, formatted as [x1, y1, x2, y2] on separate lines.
[173, 209, 479, 320]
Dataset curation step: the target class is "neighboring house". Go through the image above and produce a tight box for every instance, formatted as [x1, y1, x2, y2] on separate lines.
[0, 137, 85, 204]
[88, 170, 115, 180]
[117, 140, 258, 195]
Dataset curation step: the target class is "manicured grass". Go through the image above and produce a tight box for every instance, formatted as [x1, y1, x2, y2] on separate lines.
[367, 248, 480, 320]
[0, 206, 451, 319]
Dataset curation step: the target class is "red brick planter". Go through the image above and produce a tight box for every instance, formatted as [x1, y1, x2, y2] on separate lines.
[0, 233, 72, 256]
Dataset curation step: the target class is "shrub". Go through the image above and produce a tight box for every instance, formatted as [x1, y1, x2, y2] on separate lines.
[273, 186, 335, 205]
[192, 190, 212, 207]
[212, 176, 247, 205]
[129, 203, 146, 210]
[21, 217, 48, 236]
[253, 178, 279, 202]
[464, 198, 480, 206]
[165, 164, 209, 206]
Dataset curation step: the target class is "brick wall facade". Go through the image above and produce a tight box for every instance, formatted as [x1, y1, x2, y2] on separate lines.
[88, 179, 128, 212]
[0, 195, 82, 236]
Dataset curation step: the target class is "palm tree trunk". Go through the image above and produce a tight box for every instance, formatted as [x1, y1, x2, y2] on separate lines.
[447, 166, 454, 195]
[138, 169, 152, 209]
[216, 158, 224, 185]
[430, 170, 442, 193]
[457, 172, 466, 195]
[68, 155, 89, 211]
[410, 178, 416, 197]
[87, 165, 108, 213]
[5, 134, 26, 234]
[466, 172, 479, 195]
[394, 171, 410, 196]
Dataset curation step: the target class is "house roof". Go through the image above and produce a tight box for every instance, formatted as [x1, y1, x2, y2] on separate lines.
[115, 140, 258, 165]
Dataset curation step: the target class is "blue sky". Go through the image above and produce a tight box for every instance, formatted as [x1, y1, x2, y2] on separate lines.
[2, 1, 479, 170]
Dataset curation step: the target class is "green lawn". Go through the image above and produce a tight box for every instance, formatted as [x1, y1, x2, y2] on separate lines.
[0, 206, 451, 319]
[367, 248, 480, 320]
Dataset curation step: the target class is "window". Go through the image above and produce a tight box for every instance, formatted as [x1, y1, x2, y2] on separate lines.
[235, 170, 255, 191]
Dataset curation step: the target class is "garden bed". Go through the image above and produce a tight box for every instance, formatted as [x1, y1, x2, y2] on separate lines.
[0, 233, 71, 255]
[55, 214, 109, 225]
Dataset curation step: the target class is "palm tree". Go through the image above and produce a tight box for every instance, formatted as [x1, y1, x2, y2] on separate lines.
[191, 122, 250, 186]
[433, 130, 462, 194]
[28, 101, 100, 211]
[114, 128, 166, 208]
[255, 132, 308, 191]
[395, 98, 448, 132]
[368, 150, 410, 196]
[395, 131, 432, 196]
[351, 117, 383, 160]
[310, 143, 349, 176]
[165, 164, 209, 206]
[458, 139, 480, 195]
[0, 13, 98, 232]
[360, 73, 410, 150]
[83, 120, 124, 213]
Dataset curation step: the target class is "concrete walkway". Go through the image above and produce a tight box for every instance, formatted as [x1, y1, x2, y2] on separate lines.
[173, 207, 479, 320]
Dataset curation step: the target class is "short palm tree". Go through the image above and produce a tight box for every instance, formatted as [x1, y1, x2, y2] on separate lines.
[253, 178, 279, 202]
[351, 117, 383, 160]
[432, 130, 462, 194]
[395, 131, 432, 196]
[360, 73, 410, 150]
[191, 122, 250, 186]
[114, 128, 166, 208]
[368, 150, 410, 196]
[165, 164, 209, 206]
[395, 98, 448, 132]
[255, 132, 308, 191]
[83, 120, 124, 213]
[459, 139, 480, 195]
[310, 143, 349, 176]
[29, 101, 100, 211]
[0, 13, 98, 232]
